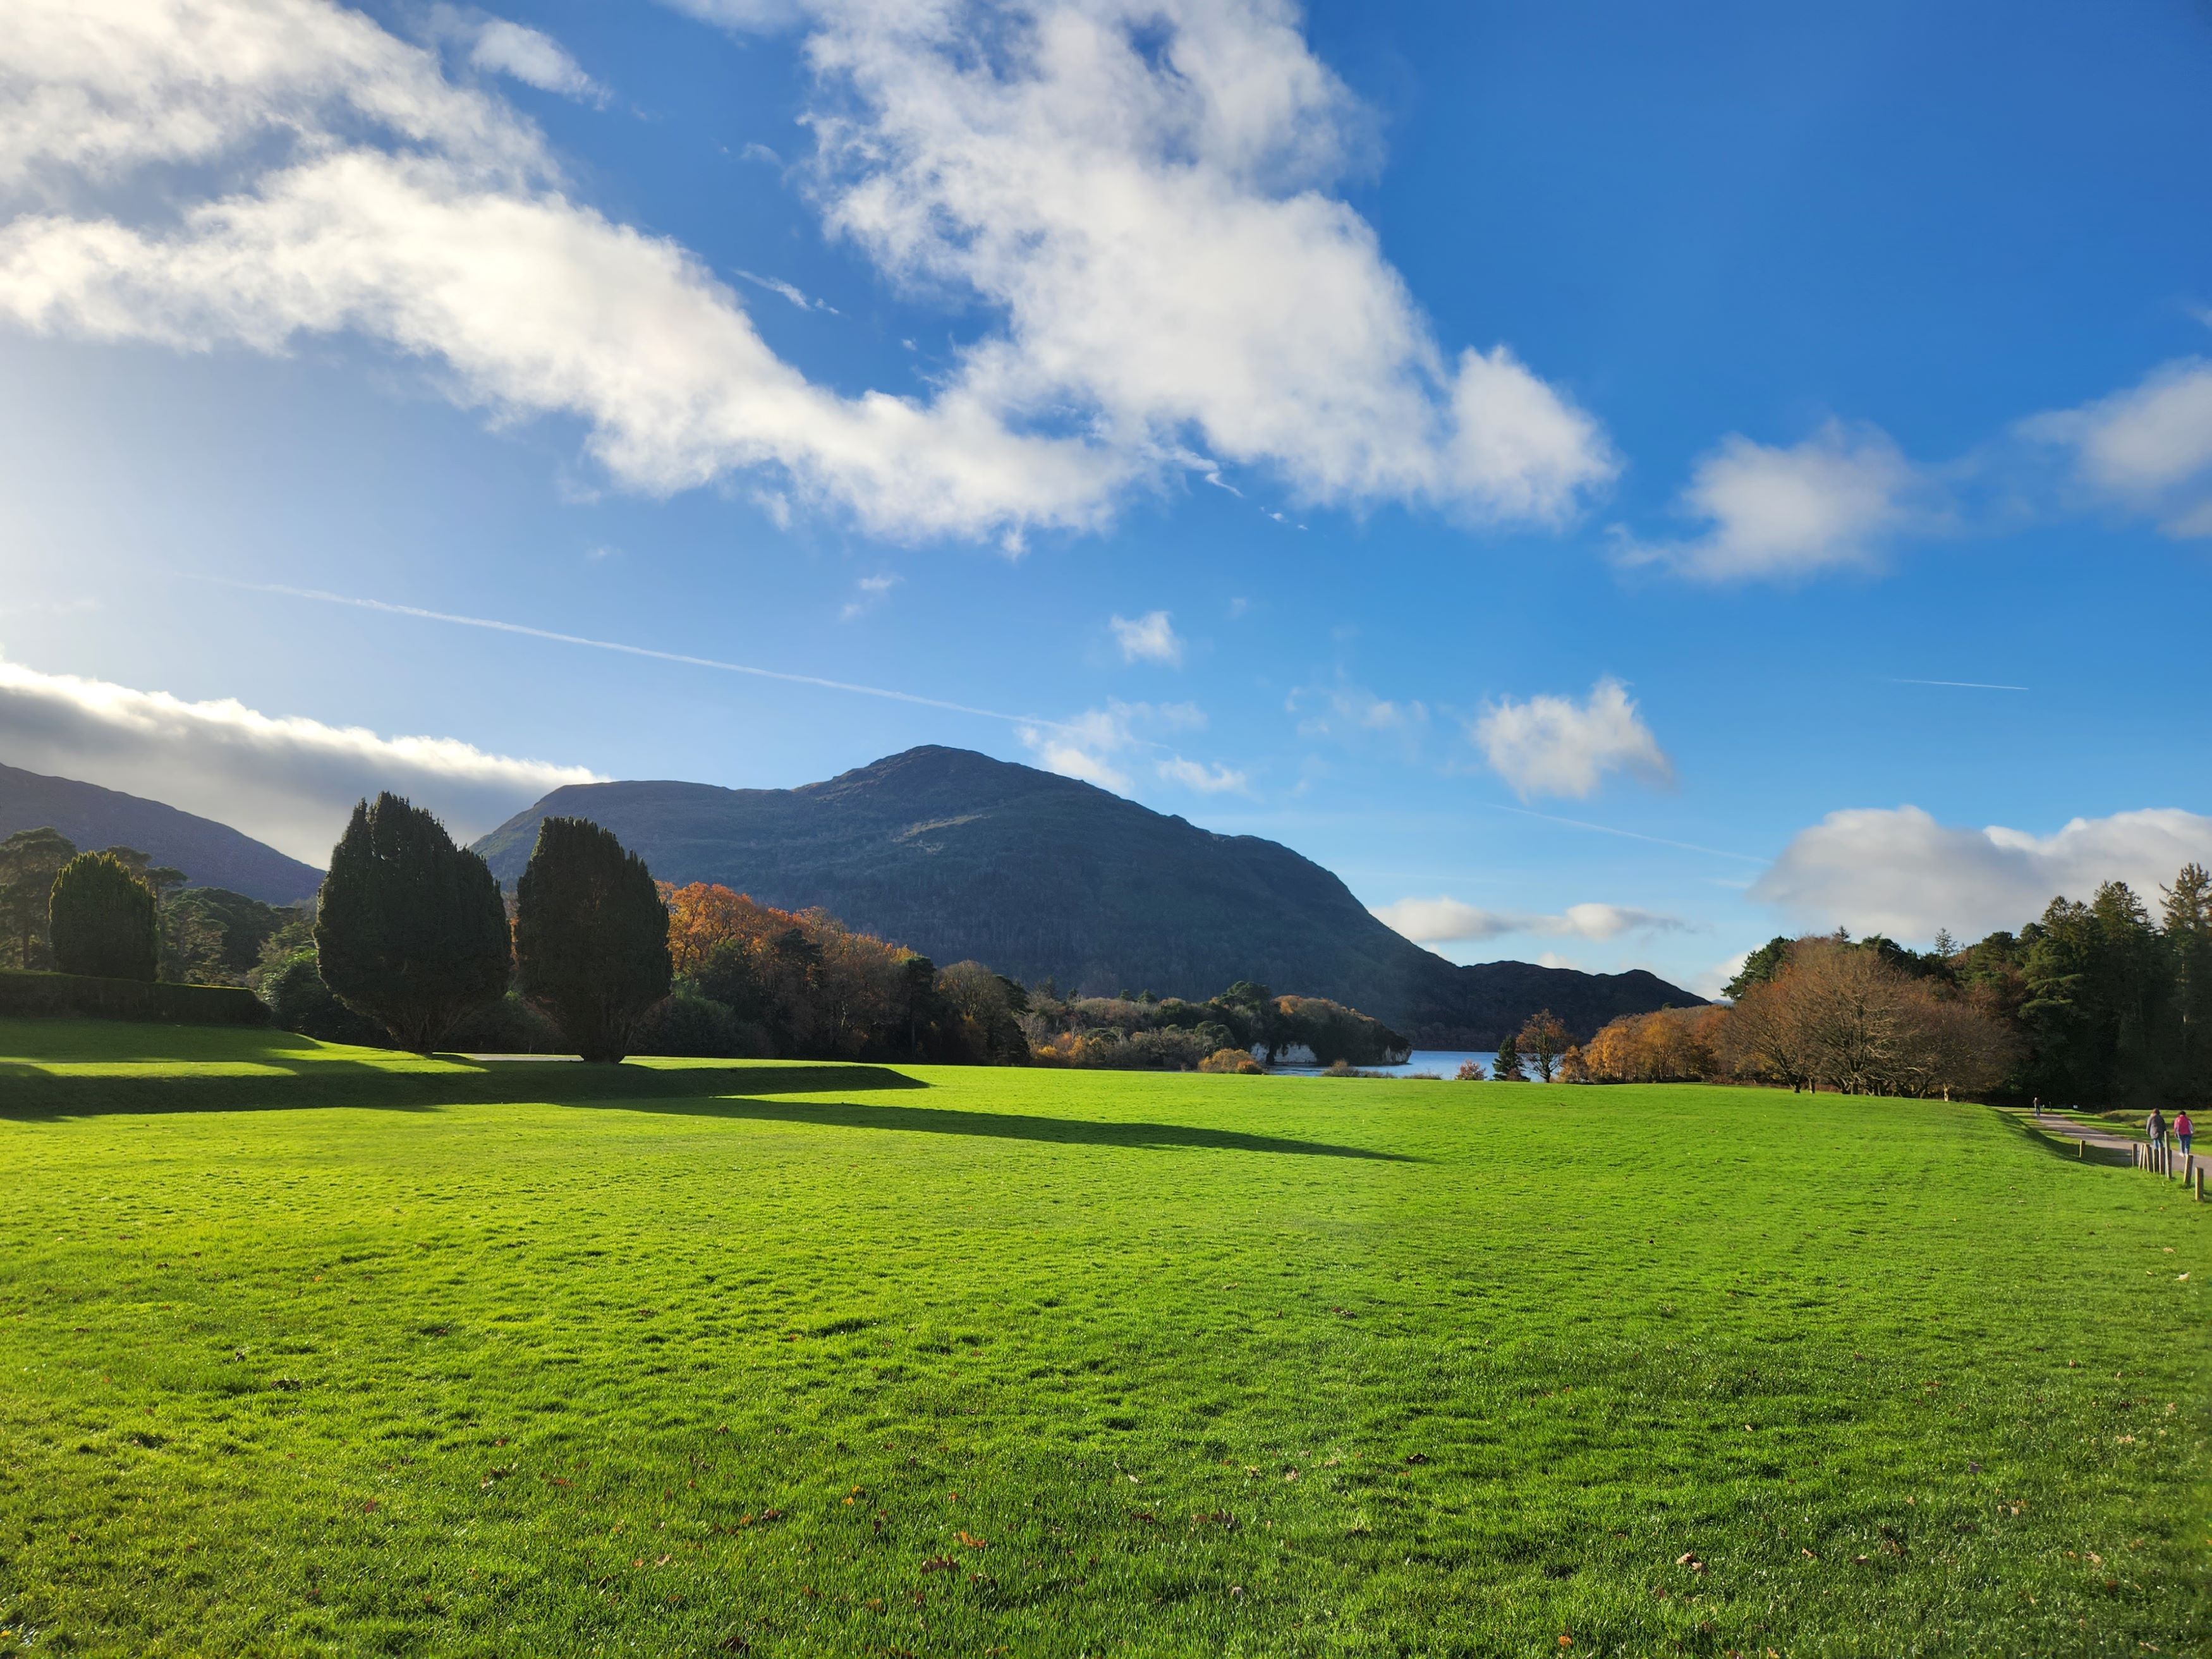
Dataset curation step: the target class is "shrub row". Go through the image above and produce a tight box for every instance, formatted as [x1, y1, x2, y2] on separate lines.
[0, 966, 269, 1026]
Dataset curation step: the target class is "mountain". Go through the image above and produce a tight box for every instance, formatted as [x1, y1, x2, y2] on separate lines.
[476, 746, 1699, 1043]
[0, 762, 323, 905]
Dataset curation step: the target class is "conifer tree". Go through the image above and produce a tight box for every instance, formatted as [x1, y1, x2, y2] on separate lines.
[49, 852, 158, 981]
[1492, 1028, 1527, 1081]
[514, 817, 671, 1063]
[2164, 863, 2212, 1099]
[314, 794, 511, 1053]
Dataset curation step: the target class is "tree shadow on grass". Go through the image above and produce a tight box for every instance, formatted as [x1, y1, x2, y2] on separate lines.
[0, 1060, 926, 1122]
[583, 1093, 1416, 1162]
[1996, 1109, 2134, 1168]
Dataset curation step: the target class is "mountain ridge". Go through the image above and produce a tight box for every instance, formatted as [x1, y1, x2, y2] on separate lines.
[0, 761, 324, 905]
[476, 745, 1701, 1042]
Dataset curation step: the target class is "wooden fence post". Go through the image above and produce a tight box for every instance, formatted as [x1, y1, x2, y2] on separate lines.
[2197, 1167, 2205, 1203]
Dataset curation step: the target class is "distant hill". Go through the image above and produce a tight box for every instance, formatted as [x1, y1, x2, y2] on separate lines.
[0, 762, 323, 905]
[477, 746, 1699, 1043]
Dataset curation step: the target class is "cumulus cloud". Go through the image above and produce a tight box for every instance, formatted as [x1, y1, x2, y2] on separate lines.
[1373, 895, 1687, 947]
[0, 0, 1613, 543]
[1620, 420, 1921, 581]
[1016, 698, 1214, 794]
[458, 15, 604, 102]
[1156, 755, 1248, 794]
[1471, 677, 1670, 799]
[0, 657, 599, 863]
[799, 0, 1615, 526]
[2020, 358, 2212, 538]
[1110, 610, 1182, 666]
[1754, 804, 2212, 942]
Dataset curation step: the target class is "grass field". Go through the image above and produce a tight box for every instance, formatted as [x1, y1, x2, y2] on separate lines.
[2, 1019, 2207, 1657]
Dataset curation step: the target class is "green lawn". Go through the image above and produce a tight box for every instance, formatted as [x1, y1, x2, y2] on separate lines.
[1, 1019, 2206, 1657]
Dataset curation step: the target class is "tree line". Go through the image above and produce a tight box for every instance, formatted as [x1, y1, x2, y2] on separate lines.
[4, 806, 1418, 1071]
[1547, 864, 2212, 1105]
[0, 828, 278, 983]
[1018, 980, 1408, 1071]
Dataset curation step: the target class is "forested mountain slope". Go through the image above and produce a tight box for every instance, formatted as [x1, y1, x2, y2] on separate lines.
[478, 746, 1697, 1043]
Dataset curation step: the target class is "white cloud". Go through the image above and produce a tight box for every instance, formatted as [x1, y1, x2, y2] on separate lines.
[1471, 677, 1670, 799]
[0, 0, 538, 189]
[1017, 703, 1140, 793]
[798, 0, 1615, 526]
[734, 269, 838, 313]
[1696, 950, 1751, 1002]
[1754, 804, 2212, 942]
[1016, 698, 1217, 795]
[1557, 902, 1688, 939]
[1110, 609, 1182, 666]
[1372, 897, 1526, 944]
[1157, 755, 1247, 794]
[461, 16, 603, 102]
[1288, 681, 1426, 742]
[838, 571, 899, 620]
[1372, 896, 1687, 946]
[0, 656, 599, 864]
[1620, 420, 1920, 581]
[2020, 358, 2212, 538]
[0, 0, 1612, 544]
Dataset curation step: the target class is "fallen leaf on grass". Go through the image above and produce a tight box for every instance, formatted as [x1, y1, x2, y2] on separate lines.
[920, 1556, 957, 1573]
[956, 1530, 988, 1550]
[1677, 1553, 1706, 1574]
[1403, 1453, 1431, 1466]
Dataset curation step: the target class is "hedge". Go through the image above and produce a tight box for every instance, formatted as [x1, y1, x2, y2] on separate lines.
[0, 968, 269, 1026]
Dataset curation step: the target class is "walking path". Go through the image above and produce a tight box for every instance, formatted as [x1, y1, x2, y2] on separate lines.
[2026, 1109, 2139, 1157]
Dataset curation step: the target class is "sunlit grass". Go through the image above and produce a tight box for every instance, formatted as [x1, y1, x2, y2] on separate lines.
[1, 1019, 2206, 1656]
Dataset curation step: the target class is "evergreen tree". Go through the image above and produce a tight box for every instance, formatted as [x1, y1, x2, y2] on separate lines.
[313, 793, 511, 1054]
[514, 817, 671, 1063]
[1723, 937, 1792, 1001]
[2163, 863, 2212, 1100]
[1492, 1028, 1527, 1081]
[48, 852, 158, 980]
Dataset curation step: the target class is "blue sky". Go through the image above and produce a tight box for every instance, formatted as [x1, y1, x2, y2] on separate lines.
[4, 0, 2211, 996]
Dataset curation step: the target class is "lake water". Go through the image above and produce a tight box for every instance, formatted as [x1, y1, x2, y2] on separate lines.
[1268, 1048, 1564, 1081]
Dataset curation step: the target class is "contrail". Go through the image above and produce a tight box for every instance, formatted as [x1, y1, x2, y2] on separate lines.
[1486, 803, 1767, 865]
[217, 580, 1086, 734]
[1887, 678, 2029, 692]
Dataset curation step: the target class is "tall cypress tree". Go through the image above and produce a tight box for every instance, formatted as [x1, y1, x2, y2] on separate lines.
[514, 817, 671, 1063]
[49, 852, 159, 981]
[314, 794, 511, 1054]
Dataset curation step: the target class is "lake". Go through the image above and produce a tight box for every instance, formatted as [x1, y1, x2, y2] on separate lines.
[1268, 1048, 1564, 1080]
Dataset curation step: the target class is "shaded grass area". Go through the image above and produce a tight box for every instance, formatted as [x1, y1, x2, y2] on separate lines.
[1, 1019, 2207, 1656]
